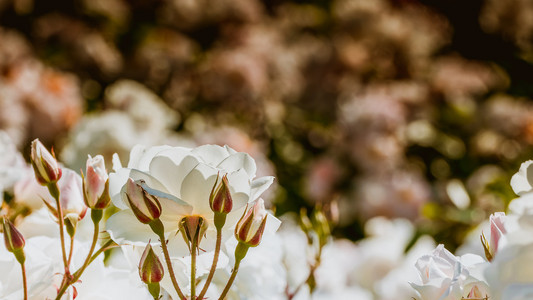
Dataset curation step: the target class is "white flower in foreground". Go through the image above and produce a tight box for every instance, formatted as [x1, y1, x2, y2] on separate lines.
[485, 227, 533, 300]
[411, 244, 489, 300]
[107, 144, 276, 254]
[510, 160, 533, 196]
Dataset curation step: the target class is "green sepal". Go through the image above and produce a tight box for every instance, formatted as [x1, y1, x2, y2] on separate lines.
[147, 282, 160, 299]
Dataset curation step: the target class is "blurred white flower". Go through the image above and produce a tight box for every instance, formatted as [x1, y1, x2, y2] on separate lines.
[0, 131, 26, 202]
[485, 232, 533, 300]
[510, 160, 533, 196]
[411, 244, 489, 300]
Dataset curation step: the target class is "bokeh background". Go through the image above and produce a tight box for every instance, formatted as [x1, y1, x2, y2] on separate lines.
[1, 0, 532, 253]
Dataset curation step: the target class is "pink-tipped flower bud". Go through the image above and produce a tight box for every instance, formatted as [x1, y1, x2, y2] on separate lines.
[124, 178, 162, 224]
[139, 243, 164, 284]
[83, 155, 110, 209]
[30, 139, 62, 185]
[209, 174, 233, 214]
[490, 212, 506, 255]
[481, 212, 507, 262]
[2, 218, 25, 264]
[235, 199, 268, 247]
[2, 218, 25, 252]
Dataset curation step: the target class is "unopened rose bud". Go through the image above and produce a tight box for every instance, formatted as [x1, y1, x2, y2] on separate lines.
[481, 212, 506, 262]
[179, 215, 208, 252]
[465, 285, 488, 299]
[490, 212, 506, 255]
[2, 218, 25, 264]
[139, 243, 164, 299]
[209, 174, 233, 215]
[124, 178, 162, 224]
[139, 243, 164, 284]
[235, 199, 268, 247]
[83, 155, 110, 209]
[30, 139, 62, 185]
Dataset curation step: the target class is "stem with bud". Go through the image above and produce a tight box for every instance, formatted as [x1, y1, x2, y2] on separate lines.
[197, 214, 225, 299]
[20, 261, 28, 300]
[48, 183, 69, 277]
[218, 242, 249, 300]
[55, 209, 103, 300]
[150, 219, 187, 300]
[191, 238, 197, 300]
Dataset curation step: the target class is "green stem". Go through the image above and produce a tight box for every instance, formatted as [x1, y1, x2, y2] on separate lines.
[67, 234, 75, 267]
[156, 230, 186, 300]
[84, 239, 114, 267]
[197, 228, 222, 299]
[48, 183, 68, 274]
[191, 239, 197, 300]
[55, 209, 102, 300]
[20, 262, 27, 300]
[218, 243, 248, 300]
[217, 260, 241, 300]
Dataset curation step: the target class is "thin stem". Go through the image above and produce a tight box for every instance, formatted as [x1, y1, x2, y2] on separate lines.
[287, 242, 324, 299]
[48, 183, 69, 273]
[84, 239, 114, 267]
[53, 239, 114, 300]
[20, 262, 27, 300]
[157, 231, 187, 300]
[197, 228, 222, 299]
[218, 243, 248, 300]
[67, 235, 75, 267]
[217, 259, 241, 300]
[55, 210, 102, 300]
[191, 240, 197, 300]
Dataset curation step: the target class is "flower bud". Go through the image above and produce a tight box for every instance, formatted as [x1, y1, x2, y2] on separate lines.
[489, 212, 506, 255]
[465, 285, 488, 299]
[124, 178, 162, 224]
[139, 243, 164, 284]
[481, 212, 506, 262]
[30, 139, 62, 185]
[83, 155, 110, 209]
[235, 199, 268, 247]
[2, 218, 25, 264]
[179, 215, 208, 252]
[209, 174, 233, 214]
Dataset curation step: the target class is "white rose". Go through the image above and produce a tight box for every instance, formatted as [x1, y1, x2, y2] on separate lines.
[107, 144, 276, 253]
[485, 231, 533, 300]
